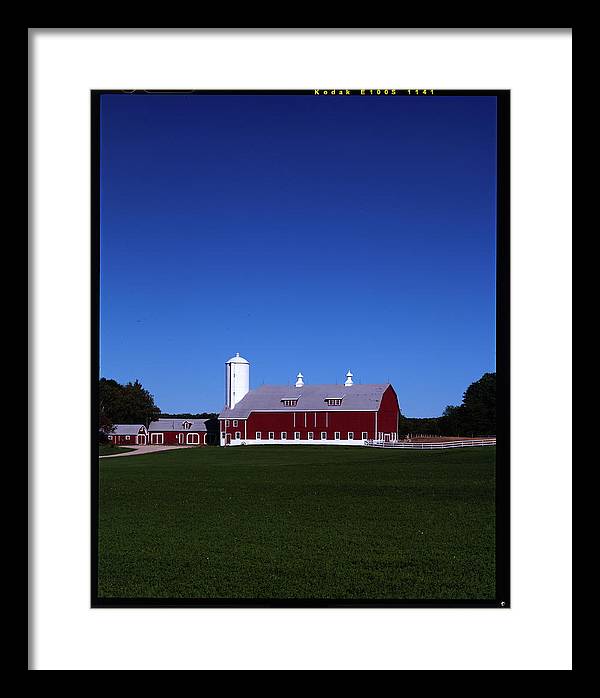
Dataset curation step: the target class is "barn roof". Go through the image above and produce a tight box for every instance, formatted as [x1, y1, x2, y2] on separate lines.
[148, 418, 208, 432]
[111, 424, 147, 435]
[219, 384, 392, 419]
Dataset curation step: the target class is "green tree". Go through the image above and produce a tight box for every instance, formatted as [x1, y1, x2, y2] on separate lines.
[99, 377, 161, 427]
[460, 372, 496, 436]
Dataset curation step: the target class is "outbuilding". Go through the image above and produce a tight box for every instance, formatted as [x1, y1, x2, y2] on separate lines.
[107, 424, 148, 445]
[148, 418, 210, 446]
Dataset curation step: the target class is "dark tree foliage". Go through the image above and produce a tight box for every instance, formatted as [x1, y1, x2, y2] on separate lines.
[99, 377, 161, 429]
[159, 412, 219, 420]
[398, 372, 496, 438]
[459, 372, 496, 436]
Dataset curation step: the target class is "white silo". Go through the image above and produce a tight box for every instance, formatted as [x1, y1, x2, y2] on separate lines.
[225, 353, 250, 409]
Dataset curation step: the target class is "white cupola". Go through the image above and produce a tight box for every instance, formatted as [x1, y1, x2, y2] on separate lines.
[295, 372, 304, 388]
[344, 370, 354, 387]
[225, 353, 250, 409]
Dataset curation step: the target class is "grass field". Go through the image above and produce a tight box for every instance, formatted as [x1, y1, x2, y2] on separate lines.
[99, 443, 136, 456]
[98, 445, 495, 600]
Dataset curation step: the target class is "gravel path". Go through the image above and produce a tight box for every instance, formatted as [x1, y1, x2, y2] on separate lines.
[100, 445, 195, 458]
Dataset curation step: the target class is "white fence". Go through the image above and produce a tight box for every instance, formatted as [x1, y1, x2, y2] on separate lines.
[364, 438, 496, 449]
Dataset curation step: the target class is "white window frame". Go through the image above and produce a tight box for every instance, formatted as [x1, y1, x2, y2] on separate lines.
[334, 432, 341, 440]
[151, 433, 164, 445]
[320, 431, 327, 440]
[235, 431, 241, 440]
[233, 420, 238, 427]
[348, 432, 354, 440]
[281, 432, 287, 440]
[307, 432, 314, 440]
[256, 432, 262, 440]
[125, 435, 130, 441]
[294, 432, 300, 440]
[221, 431, 226, 440]
[268, 432, 275, 440]
[225, 420, 230, 427]
[187, 433, 200, 445]
[362, 432, 368, 440]
[108, 435, 113, 440]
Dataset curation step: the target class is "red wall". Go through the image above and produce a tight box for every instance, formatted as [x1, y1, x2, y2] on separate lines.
[147, 431, 207, 446]
[109, 432, 147, 445]
[377, 385, 400, 436]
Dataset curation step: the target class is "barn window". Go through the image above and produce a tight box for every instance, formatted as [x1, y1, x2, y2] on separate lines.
[320, 432, 327, 440]
[268, 432, 274, 440]
[256, 432, 262, 440]
[294, 432, 300, 440]
[233, 420, 238, 427]
[125, 435, 130, 441]
[182, 421, 192, 430]
[235, 431, 241, 439]
[225, 420, 230, 427]
[324, 398, 343, 406]
[334, 432, 341, 440]
[362, 432, 368, 440]
[307, 432, 314, 440]
[281, 432, 287, 440]
[281, 398, 299, 407]
[348, 432, 354, 440]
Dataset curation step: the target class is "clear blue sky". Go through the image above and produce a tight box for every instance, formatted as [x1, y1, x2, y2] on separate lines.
[100, 93, 496, 417]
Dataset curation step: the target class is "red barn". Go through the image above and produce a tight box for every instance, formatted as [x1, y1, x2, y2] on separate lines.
[107, 424, 148, 445]
[218, 381, 399, 446]
[148, 418, 210, 446]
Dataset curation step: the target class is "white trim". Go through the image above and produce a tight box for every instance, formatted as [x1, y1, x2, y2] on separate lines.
[307, 432, 314, 440]
[186, 433, 200, 445]
[256, 431, 262, 440]
[348, 432, 354, 440]
[294, 432, 300, 440]
[320, 431, 327, 440]
[281, 432, 287, 440]
[150, 433, 164, 445]
[334, 432, 340, 440]
[224, 438, 365, 447]
[268, 432, 274, 440]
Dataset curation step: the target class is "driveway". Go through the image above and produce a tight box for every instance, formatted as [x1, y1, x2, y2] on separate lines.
[100, 445, 196, 458]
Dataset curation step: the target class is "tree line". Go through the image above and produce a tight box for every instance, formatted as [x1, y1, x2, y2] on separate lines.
[398, 372, 496, 437]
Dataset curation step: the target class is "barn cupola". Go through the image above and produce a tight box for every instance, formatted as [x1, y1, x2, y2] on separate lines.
[295, 372, 304, 388]
[344, 370, 354, 387]
[225, 352, 250, 409]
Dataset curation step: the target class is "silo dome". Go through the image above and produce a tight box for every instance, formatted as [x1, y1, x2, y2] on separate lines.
[226, 352, 249, 365]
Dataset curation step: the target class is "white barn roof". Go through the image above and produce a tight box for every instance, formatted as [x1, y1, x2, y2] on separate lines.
[219, 384, 392, 419]
[111, 424, 147, 435]
[148, 418, 208, 432]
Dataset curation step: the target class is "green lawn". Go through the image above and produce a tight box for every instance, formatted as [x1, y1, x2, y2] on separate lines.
[99, 443, 136, 456]
[98, 445, 495, 600]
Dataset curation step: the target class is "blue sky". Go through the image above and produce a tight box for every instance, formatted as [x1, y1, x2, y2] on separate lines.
[100, 93, 496, 417]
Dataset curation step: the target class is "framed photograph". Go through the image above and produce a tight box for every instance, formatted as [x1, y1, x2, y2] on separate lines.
[91, 88, 509, 608]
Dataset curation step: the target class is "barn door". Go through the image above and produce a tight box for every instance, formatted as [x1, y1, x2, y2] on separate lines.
[137, 434, 147, 445]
